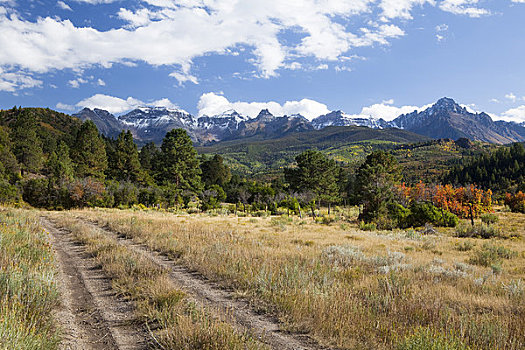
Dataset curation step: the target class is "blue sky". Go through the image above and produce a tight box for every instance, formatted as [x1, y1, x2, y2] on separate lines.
[1, 0, 525, 122]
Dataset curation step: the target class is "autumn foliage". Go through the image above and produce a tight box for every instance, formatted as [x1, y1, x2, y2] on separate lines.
[505, 191, 525, 213]
[397, 182, 493, 219]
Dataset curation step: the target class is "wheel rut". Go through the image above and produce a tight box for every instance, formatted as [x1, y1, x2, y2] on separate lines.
[41, 217, 150, 350]
[71, 216, 329, 350]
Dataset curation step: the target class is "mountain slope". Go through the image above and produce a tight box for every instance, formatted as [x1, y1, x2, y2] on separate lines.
[391, 98, 525, 144]
[73, 108, 122, 138]
[198, 126, 430, 175]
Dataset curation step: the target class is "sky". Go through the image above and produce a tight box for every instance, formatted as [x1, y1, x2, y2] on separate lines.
[1, 0, 525, 122]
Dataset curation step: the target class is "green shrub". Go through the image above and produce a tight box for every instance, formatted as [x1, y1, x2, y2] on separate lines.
[407, 202, 458, 228]
[480, 213, 499, 225]
[455, 223, 501, 239]
[455, 241, 475, 252]
[359, 221, 377, 231]
[469, 243, 517, 267]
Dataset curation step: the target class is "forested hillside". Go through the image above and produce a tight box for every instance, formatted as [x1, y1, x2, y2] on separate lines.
[444, 142, 525, 194]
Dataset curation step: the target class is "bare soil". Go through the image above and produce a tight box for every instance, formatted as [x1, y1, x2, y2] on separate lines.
[42, 217, 150, 350]
[72, 216, 329, 350]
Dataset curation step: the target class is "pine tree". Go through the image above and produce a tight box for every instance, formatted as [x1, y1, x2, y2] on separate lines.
[108, 130, 142, 182]
[0, 126, 20, 181]
[46, 141, 74, 182]
[71, 120, 107, 180]
[139, 142, 159, 171]
[285, 150, 341, 210]
[354, 150, 401, 225]
[11, 111, 44, 174]
[200, 154, 231, 187]
[157, 129, 202, 192]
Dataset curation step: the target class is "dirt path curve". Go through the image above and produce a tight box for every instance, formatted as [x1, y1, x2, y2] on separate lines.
[41, 217, 150, 350]
[73, 216, 329, 350]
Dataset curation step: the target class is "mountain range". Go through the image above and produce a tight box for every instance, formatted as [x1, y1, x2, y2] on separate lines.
[74, 97, 525, 145]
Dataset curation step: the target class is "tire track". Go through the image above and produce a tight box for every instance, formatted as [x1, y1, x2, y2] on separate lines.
[42, 217, 150, 350]
[72, 216, 328, 350]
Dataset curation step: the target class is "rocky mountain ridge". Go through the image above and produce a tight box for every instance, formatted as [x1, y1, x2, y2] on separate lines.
[73, 97, 525, 145]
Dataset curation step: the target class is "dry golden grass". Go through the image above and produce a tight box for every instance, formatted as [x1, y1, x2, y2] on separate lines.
[53, 207, 525, 349]
[0, 209, 60, 350]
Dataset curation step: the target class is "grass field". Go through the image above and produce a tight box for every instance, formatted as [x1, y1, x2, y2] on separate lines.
[47, 206, 525, 350]
[0, 209, 60, 349]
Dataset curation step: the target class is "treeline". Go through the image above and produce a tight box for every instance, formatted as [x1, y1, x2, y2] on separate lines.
[444, 142, 525, 194]
[0, 107, 515, 227]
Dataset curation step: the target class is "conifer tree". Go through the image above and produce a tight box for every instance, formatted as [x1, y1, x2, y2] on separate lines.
[200, 154, 231, 187]
[284, 150, 340, 210]
[11, 111, 44, 174]
[354, 150, 401, 225]
[0, 126, 20, 181]
[139, 142, 159, 171]
[157, 129, 202, 192]
[108, 130, 142, 182]
[71, 120, 107, 180]
[46, 141, 74, 182]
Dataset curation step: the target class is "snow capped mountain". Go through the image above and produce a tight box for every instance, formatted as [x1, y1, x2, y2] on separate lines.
[119, 107, 196, 130]
[391, 97, 525, 144]
[312, 110, 391, 129]
[74, 97, 525, 145]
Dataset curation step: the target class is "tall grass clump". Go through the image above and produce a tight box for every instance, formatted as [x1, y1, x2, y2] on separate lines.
[0, 209, 60, 349]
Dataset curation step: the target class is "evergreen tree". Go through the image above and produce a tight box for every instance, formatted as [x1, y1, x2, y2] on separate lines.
[71, 120, 107, 180]
[0, 126, 20, 181]
[157, 129, 202, 192]
[200, 154, 231, 187]
[354, 150, 401, 226]
[11, 111, 44, 174]
[139, 142, 159, 171]
[108, 130, 142, 182]
[284, 150, 341, 209]
[46, 141, 74, 182]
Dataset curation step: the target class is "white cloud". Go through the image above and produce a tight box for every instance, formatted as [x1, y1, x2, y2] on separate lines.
[0, 0, 414, 86]
[68, 77, 87, 88]
[65, 93, 180, 114]
[97, 78, 105, 86]
[498, 105, 525, 123]
[379, 0, 436, 20]
[440, 0, 490, 17]
[357, 101, 427, 120]
[0, 0, 500, 90]
[57, 1, 72, 11]
[169, 70, 199, 85]
[505, 93, 517, 102]
[0, 68, 42, 92]
[435, 24, 449, 32]
[197, 92, 330, 120]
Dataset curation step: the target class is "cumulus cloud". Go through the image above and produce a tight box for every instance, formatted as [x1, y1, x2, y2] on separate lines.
[440, 0, 490, 17]
[58, 93, 180, 114]
[97, 78, 105, 86]
[0, 0, 432, 89]
[354, 100, 429, 121]
[498, 105, 525, 123]
[197, 92, 330, 120]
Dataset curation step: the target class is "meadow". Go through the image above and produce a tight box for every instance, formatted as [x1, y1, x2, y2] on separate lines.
[45, 206, 525, 350]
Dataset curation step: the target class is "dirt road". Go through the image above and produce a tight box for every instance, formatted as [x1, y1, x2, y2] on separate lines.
[42, 217, 149, 350]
